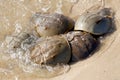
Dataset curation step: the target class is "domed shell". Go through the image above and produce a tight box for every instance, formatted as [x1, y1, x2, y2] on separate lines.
[63, 31, 98, 62]
[31, 13, 74, 37]
[75, 8, 112, 35]
[30, 36, 71, 65]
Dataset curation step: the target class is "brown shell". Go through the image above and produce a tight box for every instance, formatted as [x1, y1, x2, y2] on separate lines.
[30, 36, 71, 65]
[64, 31, 98, 62]
[31, 13, 74, 37]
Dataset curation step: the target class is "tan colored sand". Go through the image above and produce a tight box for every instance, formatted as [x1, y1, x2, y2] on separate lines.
[52, 0, 120, 80]
[0, 0, 120, 80]
[43, 0, 120, 80]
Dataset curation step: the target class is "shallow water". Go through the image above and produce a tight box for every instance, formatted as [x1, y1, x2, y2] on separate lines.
[0, 0, 81, 79]
[0, 0, 116, 79]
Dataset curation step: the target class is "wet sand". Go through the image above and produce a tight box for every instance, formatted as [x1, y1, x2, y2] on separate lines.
[51, 0, 120, 80]
[0, 0, 120, 80]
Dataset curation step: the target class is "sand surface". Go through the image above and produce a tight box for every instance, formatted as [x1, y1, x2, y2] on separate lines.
[0, 0, 120, 80]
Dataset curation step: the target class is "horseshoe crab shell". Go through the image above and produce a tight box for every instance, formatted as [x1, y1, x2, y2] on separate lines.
[30, 36, 71, 65]
[5, 33, 71, 78]
[75, 8, 112, 35]
[31, 13, 74, 37]
[64, 31, 98, 62]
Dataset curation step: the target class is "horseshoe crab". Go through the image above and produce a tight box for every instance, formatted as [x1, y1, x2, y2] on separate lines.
[63, 8, 113, 62]
[6, 32, 71, 66]
[4, 32, 71, 78]
[30, 36, 71, 65]
[31, 13, 74, 37]
[75, 8, 113, 35]
[3, 7, 114, 78]
[63, 31, 98, 62]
